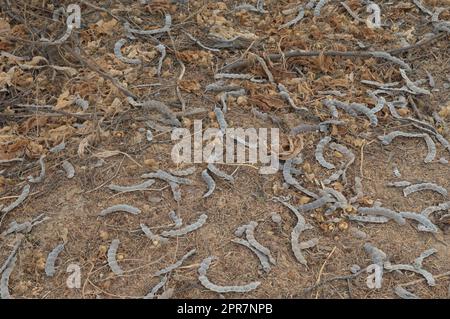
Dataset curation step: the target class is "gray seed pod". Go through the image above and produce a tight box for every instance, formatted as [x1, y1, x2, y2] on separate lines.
[99, 204, 141, 216]
[45, 243, 65, 277]
[107, 239, 124, 276]
[160, 214, 208, 237]
[201, 170, 216, 198]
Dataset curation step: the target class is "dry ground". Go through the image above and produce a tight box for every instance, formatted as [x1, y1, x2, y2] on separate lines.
[0, 0, 450, 299]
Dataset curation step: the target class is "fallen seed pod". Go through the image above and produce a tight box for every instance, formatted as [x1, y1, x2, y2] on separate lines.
[0, 239, 22, 275]
[207, 163, 234, 183]
[201, 170, 216, 198]
[279, 6, 305, 29]
[348, 215, 390, 223]
[0, 254, 17, 299]
[214, 107, 228, 132]
[314, 0, 329, 16]
[315, 137, 335, 170]
[169, 167, 196, 176]
[183, 31, 220, 52]
[99, 204, 141, 216]
[283, 159, 319, 199]
[387, 181, 412, 187]
[140, 224, 168, 244]
[154, 249, 196, 276]
[114, 39, 141, 64]
[144, 276, 167, 299]
[395, 286, 420, 299]
[1, 184, 30, 214]
[160, 214, 207, 237]
[232, 238, 271, 273]
[45, 243, 65, 277]
[399, 212, 438, 233]
[399, 69, 431, 95]
[245, 221, 276, 265]
[108, 180, 155, 192]
[421, 201, 450, 218]
[197, 257, 261, 293]
[169, 181, 181, 202]
[2, 214, 48, 236]
[403, 183, 447, 198]
[384, 263, 435, 286]
[278, 84, 306, 111]
[251, 53, 274, 83]
[358, 207, 406, 225]
[368, 52, 411, 71]
[125, 14, 171, 36]
[414, 248, 437, 268]
[364, 243, 387, 265]
[168, 211, 183, 228]
[107, 239, 124, 276]
[62, 160, 75, 179]
[298, 238, 319, 250]
[27, 155, 46, 183]
[141, 170, 193, 185]
[214, 73, 254, 80]
[378, 131, 436, 163]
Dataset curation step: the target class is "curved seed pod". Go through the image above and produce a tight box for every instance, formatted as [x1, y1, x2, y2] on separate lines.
[283, 159, 319, 199]
[384, 263, 435, 286]
[201, 170, 216, 198]
[144, 276, 167, 299]
[155, 44, 166, 77]
[1, 184, 30, 213]
[297, 194, 332, 213]
[306, 0, 317, 10]
[154, 249, 196, 276]
[183, 31, 220, 52]
[62, 160, 75, 179]
[2, 214, 48, 236]
[108, 180, 155, 192]
[107, 239, 123, 276]
[358, 207, 406, 225]
[387, 181, 412, 187]
[141, 100, 181, 127]
[403, 183, 447, 197]
[279, 6, 305, 29]
[348, 215, 389, 223]
[251, 53, 274, 83]
[291, 223, 308, 266]
[114, 39, 141, 64]
[160, 214, 207, 237]
[0, 240, 22, 275]
[42, 25, 74, 45]
[400, 212, 438, 233]
[206, 81, 242, 92]
[421, 201, 450, 218]
[168, 211, 183, 228]
[323, 99, 339, 118]
[321, 188, 348, 209]
[169, 181, 181, 202]
[315, 136, 335, 169]
[126, 14, 171, 35]
[140, 224, 168, 244]
[232, 238, 271, 273]
[214, 107, 228, 132]
[0, 254, 17, 299]
[99, 204, 141, 216]
[414, 248, 437, 268]
[314, 0, 328, 16]
[234, 225, 248, 237]
[349, 103, 378, 126]
[45, 243, 65, 277]
[27, 155, 46, 183]
[141, 170, 193, 185]
[369, 52, 411, 71]
[169, 167, 196, 176]
[197, 257, 261, 293]
[378, 131, 436, 163]
[245, 221, 276, 265]
[278, 84, 306, 110]
[364, 243, 387, 266]
[399, 69, 431, 95]
[395, 286, 420, 299]
[207, 164, 234, 183]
